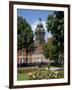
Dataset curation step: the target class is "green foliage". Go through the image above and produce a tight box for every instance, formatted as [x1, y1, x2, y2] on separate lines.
[43, 38, 57, 69]
[17, 16, 34, 51]
[43, 38, 55, 60]
[46, 11, 64, 61]
[17, 16, 34, 63]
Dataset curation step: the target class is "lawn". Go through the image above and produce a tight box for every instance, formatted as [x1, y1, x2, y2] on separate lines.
[17, 73, 29, 80]
[17, 67, 64, 81]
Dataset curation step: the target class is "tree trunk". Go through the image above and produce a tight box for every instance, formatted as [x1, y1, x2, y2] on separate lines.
[48, 59, 50, 71]
[61, 53, 64, 66]
[56, 55, 59, 66]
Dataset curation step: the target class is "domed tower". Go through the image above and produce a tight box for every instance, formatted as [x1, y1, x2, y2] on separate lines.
[35, 18, 45, 44]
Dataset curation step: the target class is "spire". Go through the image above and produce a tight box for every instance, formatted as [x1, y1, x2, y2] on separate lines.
[39, 18, 41, 22]
[39, 18, 42, 24]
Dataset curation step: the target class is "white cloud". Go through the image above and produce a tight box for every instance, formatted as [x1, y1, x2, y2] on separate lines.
[31, 20, 52, 42]
[31, 20, 39, 32]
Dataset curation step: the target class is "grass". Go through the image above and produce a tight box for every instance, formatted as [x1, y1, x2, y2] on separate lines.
[17, 73, 29, 80]
[17, 66, 64, 81]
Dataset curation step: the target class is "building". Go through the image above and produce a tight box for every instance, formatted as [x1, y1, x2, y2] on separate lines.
[17, 18, 49, 65]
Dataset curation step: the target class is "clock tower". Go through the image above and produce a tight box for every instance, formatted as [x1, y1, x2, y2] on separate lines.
[35, 18, 45, 44]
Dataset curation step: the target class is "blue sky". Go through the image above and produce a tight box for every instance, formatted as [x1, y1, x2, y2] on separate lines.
[17, 9, 54, 42]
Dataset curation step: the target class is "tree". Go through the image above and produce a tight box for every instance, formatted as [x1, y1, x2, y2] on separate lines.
[43, 38, 55, 69]
[17, 16, 34, 64]
[46, 11, 64, 65]
[43, 38, 52, 59]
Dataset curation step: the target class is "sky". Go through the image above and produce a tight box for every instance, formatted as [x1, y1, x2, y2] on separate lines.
[17, 9, 54, 42]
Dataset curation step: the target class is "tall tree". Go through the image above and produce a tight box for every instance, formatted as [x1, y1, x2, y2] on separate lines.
[17, 16, 34, 63]
[43, 38, 52, 59]
[43, 38, 56, 69]
[46, 11, 64, 63]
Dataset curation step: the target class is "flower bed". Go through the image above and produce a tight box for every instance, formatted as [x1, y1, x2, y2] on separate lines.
[17, 67, 64, 80]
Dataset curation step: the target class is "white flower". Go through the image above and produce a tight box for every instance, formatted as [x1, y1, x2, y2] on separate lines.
[55, 71, 58, 74]
[45, 67, 48, 70]
[28, 72, 32, 77]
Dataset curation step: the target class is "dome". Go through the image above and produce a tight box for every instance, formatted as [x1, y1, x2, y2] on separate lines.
[35, 23, 45, 34]
[37, 23, 43, 28]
